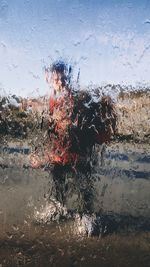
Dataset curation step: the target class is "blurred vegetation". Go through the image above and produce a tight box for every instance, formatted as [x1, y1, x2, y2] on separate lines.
[0, 87, 150, 144]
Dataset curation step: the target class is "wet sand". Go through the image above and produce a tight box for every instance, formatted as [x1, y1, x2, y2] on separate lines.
[0, 142, 150, 266]
[0, 222, 150, 267]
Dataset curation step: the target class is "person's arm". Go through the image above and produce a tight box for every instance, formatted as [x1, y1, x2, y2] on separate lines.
[29, 152, 46, 168]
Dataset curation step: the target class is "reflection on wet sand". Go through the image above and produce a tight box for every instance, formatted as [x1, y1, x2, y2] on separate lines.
[0, 142, 150, 266]
[0, 222, 150, 267]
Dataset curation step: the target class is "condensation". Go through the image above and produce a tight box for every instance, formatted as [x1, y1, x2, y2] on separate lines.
[0, 1, 150, 267]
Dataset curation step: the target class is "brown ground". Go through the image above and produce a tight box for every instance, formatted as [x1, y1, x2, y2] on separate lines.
[0, 222, 150, 267]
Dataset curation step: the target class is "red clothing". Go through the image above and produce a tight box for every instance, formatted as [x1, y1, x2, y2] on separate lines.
[47, 91, 78, 165]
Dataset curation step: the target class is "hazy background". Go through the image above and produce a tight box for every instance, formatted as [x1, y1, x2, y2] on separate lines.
[0, 0, 150, 96]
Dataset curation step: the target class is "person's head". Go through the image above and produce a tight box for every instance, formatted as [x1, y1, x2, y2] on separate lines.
[50, 60, 72, 92]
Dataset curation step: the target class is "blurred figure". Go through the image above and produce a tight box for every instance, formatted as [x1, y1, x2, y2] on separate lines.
[30, 60, 117, 211]
[31, 60, 117, 168]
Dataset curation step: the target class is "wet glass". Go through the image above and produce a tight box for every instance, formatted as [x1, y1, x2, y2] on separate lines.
[0, 1, 150, 266]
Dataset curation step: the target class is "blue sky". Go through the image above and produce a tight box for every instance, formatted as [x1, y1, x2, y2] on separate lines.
[0, 0, 150, 96]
